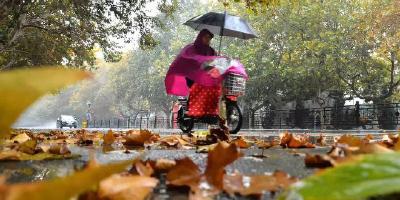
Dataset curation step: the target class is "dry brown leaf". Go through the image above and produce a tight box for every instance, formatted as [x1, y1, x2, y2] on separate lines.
[224, 171, 298, 196]
[256, 139, 276, 149]
[135, 161, 154, 177]
[154, 159, 176, 171]
[205, 142, 242, 190]
[394, 139, 400, 151]
[316, 134, 326, 146]
[209, 128, 230, 141]
[123, 130, 157, 146]
[280, 132, 292, 147]
[231, 136, 250, 148]
[304, 154, 335, 168]
[159, 135, 192, 148]
[166, 157, 201, 190]
[336, 135, 364, 147]
[380, 134, 400, 149]
[17, 139, 37, 155]
[354, 143, 394, 154]
[37, 145, 50, 153]
[103, 130, 116, 145]
[363, 134, 374, 143]
[98, 174, 158, 200]
[280, 133, 315, 148]
[11, 133, 31, 144]
[48, 144, 71, 155]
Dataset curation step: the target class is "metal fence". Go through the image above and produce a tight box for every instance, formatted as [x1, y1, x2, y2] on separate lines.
[245, 103, 400, 130]
[84, 103, 400, 130]
[85, 116, 209, 129]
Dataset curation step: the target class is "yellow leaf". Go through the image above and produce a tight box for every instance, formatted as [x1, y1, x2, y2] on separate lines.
[98, 174, 158, 200]
[11, 133, 31, 143]
[0, 67, 91, 136]
[1, 156, 141, 200]
[0, 150, 78, 161]
[103, 130, 116, 145]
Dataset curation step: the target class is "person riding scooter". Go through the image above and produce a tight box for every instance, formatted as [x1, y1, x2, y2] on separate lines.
[165, 29, 217, 93]
[165, 29, 247, 134]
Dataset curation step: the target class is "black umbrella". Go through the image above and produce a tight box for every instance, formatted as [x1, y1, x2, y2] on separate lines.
[184, 11, 257, 54]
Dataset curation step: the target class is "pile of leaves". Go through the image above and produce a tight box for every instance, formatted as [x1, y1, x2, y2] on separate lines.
[0, 127, 324, 199]
[304, 134, 400, 168]
[0, 141, 298, 200]
[0, 132, 77, 161]
[0, 129, 330, 175]
[4, 129, 400, 199]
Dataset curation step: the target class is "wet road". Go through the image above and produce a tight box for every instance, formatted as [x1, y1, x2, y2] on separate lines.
[4, 127, 392, 184]
[0, 145, 329, 184]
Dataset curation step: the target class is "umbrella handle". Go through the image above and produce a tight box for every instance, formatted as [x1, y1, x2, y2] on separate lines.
[218, 10, 227, 56]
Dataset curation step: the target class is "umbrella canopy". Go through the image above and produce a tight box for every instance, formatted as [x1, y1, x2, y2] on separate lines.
[184, 12, 257, 40]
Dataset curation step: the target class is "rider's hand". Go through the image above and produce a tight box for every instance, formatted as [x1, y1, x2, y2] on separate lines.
[209, 67, 220, 78]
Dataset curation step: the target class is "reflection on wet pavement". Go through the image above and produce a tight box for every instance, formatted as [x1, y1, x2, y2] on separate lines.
[0, 145, 329, 184]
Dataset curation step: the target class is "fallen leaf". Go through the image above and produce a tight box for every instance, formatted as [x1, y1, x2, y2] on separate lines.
[123, 130, 157, 146]
[256, 140, 276, 149]
[0, 150, 77, 161]
[280, 133, 315, 148]
[17, 139, 37, 154]
[98, 174, 158, 200]
[48, 144, 71, 155]
[394, 139, 400, 151]
[354, 143, 393, 154]
[159, 135, 192, 148]
[363, 134, 374, 143]
[11, 133, 31, 144]
[1, 157, 139, 200]
[135, 161, 154, 177]
[154, 158, 176, 171]
[209, 128, 230, 141]
[316, 134, 326, 146]
[167, 157, 201, 190]
[224, 171, 298, 196]
[0, 67, 90, 137]
[280, 132, 292, 147]
[232, 136, 251, 148]
[103, 130, 116, 145]
[205, 142, 242, 189]
[196, 143, 218, 153]
[336, 134, 364, 147]
[36, 145, 50, 153]
[304, 154, 335, 168]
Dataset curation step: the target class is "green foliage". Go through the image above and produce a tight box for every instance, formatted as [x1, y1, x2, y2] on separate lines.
[18, 0, 400, 127]
[0, 0, 175, 70]
[224, 0, 400, 109]
[280, 153, 400, 200]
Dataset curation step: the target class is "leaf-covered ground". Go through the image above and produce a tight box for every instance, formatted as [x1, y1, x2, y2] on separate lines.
[1, 129, 400, 200]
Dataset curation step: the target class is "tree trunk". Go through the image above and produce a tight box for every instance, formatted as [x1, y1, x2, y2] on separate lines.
[375, 99, 396, 130]
[250, 109, 256, 129]
[294, 100, 306, 129]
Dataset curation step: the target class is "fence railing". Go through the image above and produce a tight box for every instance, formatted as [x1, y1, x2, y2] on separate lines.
[84, 103, 400, 130]
[244, 103, 400, 130]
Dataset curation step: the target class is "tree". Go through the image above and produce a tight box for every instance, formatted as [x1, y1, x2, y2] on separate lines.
[0, 0, 177, 70]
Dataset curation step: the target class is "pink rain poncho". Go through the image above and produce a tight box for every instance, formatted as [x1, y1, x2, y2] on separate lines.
[165, 29, 248, 96]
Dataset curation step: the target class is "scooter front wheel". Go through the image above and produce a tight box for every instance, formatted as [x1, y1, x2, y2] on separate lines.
[224, 101, 242, 134]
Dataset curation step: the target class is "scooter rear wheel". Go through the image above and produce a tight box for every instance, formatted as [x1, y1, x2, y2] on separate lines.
[225, 102, 242, 134]
[178, 107, 194, 133]
[179, 118, 194, 133]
